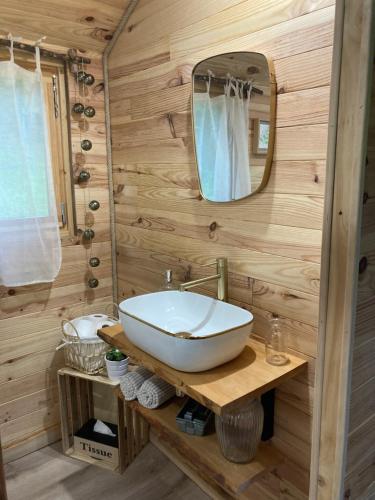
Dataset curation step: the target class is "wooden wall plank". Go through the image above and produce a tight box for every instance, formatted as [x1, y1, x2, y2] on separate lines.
[0, 387, 59, 425]
[0, 297, 113, 341]
[0, 350, 64, 387]
[115, 189, 324, 230]
[116, 225, 320, 295]
[0, 0, 129, 52]
[0, 371, 57, 406]
[316, 1, 375, 498]
[168, 1, 334, 61]
[113, 159, 325, 196]
[114, 204, 322, 262]
[111, 0, 246, 57]
[1, 404, 60, 449]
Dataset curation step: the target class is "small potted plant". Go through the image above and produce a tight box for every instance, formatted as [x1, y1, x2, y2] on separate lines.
[105, 348, 128, 381]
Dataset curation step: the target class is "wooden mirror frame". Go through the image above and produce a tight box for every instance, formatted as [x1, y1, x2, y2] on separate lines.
[191, 51, 277, 202]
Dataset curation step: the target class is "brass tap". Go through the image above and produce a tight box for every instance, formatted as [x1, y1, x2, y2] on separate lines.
[178, 257, 228, 302]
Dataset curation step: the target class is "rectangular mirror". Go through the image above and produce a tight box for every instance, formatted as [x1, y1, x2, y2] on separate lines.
[192, 52, 276, 202]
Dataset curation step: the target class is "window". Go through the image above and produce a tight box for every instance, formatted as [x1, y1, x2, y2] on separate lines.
[0, 50, 74, 240]
[42, 62, 74, 237]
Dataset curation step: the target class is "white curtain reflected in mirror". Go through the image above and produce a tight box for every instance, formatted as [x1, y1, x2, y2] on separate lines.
[192, 52, 275, 202]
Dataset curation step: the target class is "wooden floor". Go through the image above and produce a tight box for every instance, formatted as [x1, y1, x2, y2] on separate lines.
[4, 442, 209, 500]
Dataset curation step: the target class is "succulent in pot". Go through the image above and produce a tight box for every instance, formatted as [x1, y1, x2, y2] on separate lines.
[105, 348, 128, 381]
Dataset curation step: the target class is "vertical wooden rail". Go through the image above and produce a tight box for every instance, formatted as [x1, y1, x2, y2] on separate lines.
[57, 373, 70, 453]
[313, 1, 375, 498]
[0, 434, 7, 500]
[75, 378, 84, 428]
[87, 380, 94, 419]
[65, 376, 73, 440]
[125, 403, 134, 464]
[79, 379, 89, 424]
[134, 413, 142, 455]
[69, 377, 80, 435]
[117, 397, 126, 473]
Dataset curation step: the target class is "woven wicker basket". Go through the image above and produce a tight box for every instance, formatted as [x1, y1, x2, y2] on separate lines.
[57, 312, 119, 375]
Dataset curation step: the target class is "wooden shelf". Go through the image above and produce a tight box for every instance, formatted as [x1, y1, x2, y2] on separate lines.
[125, 395, 284, 498]
[98, 325, 307, 415]
[58, 367, 119, 387]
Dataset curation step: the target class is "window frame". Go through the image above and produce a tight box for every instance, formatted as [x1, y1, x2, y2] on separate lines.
[0, 49, 76, 243]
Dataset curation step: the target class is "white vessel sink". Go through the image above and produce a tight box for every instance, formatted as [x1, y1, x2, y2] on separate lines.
[118, 291, 253, 372]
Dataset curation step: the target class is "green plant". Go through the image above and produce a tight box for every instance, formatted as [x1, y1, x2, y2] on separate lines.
[106, 348, 126, 362]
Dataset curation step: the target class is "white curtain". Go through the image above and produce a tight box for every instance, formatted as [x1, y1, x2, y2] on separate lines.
[194, 92, 232, 201]
[193, 75, 252, 202]
[0, 41, 61, 286]
[226, 79, 252, 200]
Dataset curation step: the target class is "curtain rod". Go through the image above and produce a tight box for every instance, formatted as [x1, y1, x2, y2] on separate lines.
[194, 74, 264, 95]
[0, 38, 91, 64]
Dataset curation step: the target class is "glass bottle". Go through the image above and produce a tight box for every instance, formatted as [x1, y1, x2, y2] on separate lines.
[161, 270, 176, 290]
[215, 398, 264, 463]
[265, 316, 288, 366]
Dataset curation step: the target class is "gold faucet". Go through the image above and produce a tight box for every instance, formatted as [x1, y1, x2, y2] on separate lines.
[178, 257, 228, 302]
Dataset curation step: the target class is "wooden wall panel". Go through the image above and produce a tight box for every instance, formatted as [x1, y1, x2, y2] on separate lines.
[0, 0, 129, 52]
[109, 1, 335, 498]
[344, 53, 375, 500]
[0, 47, 113, 461]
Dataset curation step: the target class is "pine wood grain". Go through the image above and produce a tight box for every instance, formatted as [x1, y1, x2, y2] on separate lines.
[115, 188, 324, 230]
[168, 1, 334, 61]
[316, 1, 375, 498]
[0, 0, 129, 52]
[116, 225, 320, 295]
[108, 1, 335, 497]
[115, 204, 322, 262]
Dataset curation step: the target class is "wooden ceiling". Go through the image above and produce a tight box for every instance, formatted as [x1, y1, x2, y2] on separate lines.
[0, 0, 130, 53]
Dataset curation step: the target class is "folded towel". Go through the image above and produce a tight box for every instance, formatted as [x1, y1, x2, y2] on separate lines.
[137, 375, 175, 409]
[119, 367, 152, 401]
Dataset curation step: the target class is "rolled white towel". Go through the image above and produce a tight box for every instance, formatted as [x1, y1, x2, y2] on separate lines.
[119, 367, 152, 401]
[137, 375, 175, 409]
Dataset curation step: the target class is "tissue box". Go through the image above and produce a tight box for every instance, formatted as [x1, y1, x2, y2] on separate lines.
[73, 418, 119, 468]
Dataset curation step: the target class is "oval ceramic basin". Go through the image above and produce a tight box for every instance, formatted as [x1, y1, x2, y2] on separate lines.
[119, 291, 253, 372]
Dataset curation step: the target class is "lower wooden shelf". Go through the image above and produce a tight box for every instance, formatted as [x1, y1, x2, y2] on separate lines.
[126, 395, 285, 499]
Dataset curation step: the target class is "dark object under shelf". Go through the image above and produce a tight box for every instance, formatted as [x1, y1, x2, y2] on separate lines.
[176, 398, 214, 436]
[261, 389, 275, 441]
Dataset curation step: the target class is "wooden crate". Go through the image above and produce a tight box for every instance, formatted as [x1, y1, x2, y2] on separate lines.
[57, 367, 149, 473]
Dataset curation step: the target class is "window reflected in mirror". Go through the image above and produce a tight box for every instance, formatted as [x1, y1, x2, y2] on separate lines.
[192, 52, 276, 202]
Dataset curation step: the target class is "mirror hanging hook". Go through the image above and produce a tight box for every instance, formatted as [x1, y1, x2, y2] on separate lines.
[206, 69, 214, 94]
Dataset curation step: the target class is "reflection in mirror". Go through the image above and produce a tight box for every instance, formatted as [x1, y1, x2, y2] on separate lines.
[192, 52, 275, 202]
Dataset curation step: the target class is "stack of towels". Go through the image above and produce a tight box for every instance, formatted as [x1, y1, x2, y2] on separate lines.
[120, 367, 175, 409]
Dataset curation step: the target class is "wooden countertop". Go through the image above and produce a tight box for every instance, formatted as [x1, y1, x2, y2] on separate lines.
[98, 324, 307, 415]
